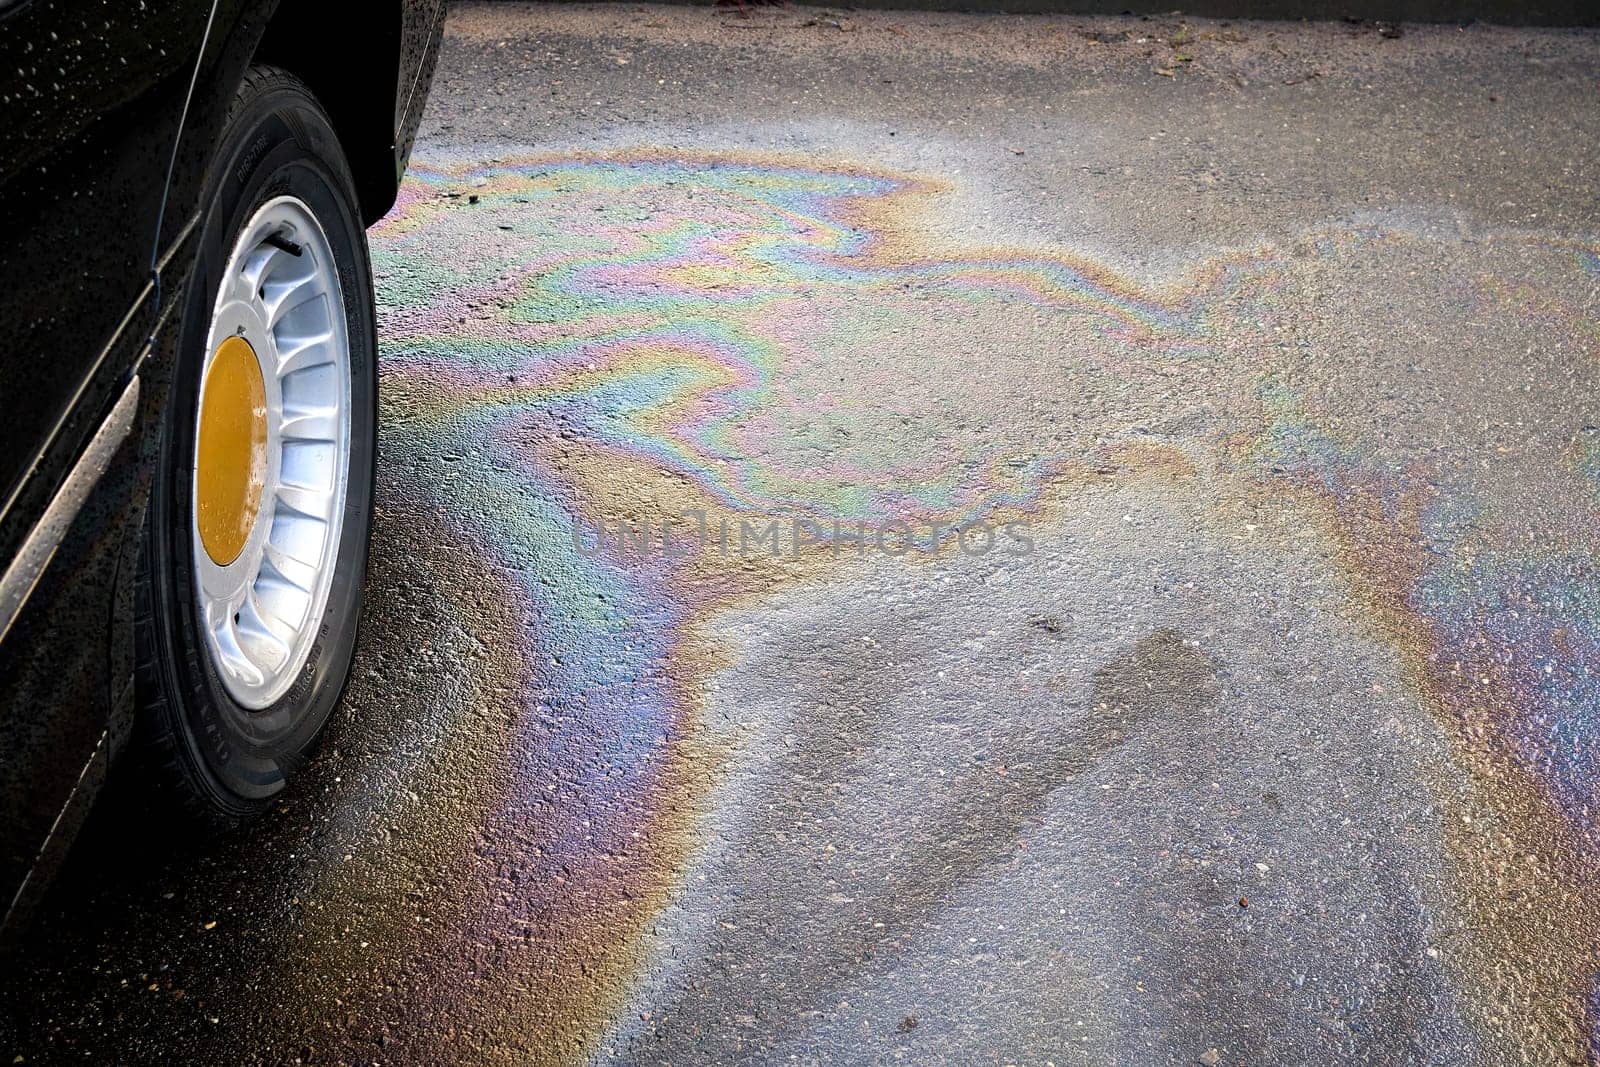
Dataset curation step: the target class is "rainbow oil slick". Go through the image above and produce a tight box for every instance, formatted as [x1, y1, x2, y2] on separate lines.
[275, 149, 1600, 1061]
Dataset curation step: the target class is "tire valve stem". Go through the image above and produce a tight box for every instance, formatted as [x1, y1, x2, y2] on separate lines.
[265, 232, 304, 257]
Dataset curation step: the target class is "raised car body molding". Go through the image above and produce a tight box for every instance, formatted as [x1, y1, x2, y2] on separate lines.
[396, 0, 448, 159]
[2, 727, 109, 936]
[0, 376, 141, 647]
[149, 0, 220, 287]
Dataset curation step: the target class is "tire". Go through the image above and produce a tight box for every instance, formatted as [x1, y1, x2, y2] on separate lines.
[133, 66, 376, 828]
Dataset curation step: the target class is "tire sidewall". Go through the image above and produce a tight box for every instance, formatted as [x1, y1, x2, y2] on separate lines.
[149, 80, 376, 807]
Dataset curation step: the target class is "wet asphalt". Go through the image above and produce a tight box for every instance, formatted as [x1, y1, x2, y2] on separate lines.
[4, 5, 1600, 1065]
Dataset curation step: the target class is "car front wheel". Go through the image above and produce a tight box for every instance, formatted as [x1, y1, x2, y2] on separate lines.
[134, 65, 377, 825]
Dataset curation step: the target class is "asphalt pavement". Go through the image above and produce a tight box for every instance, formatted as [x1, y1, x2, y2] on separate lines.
[4, 4, 1600, 1064]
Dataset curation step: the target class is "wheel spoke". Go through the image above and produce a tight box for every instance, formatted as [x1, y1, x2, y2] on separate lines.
[252, 573, 312, 634]
[210, 612, 268, 688]
[275, 482, 334, 522]
[235, 244, 281, 305]
[262, 269, 320, 327]
[266, 511, 327, 574]
[235, 593, 292, 671]
[275, 329, 336, 376]
[279, 404, 340, 443]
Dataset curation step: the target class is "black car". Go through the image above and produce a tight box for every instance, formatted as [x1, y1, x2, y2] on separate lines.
[0, 1, 444, 935]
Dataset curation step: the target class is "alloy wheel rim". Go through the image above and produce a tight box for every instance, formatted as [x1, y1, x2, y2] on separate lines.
[192, 195, 352, 711]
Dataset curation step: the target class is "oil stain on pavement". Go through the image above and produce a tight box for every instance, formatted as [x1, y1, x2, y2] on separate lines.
[328, 151, 1596, 1062]
[5, 9, 1600, 1066]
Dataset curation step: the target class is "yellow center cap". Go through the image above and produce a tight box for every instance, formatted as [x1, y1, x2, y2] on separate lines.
[196, 335, 269, 566]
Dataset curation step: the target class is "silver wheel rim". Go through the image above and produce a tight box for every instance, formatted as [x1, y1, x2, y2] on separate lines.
[193, 195, 352, 711]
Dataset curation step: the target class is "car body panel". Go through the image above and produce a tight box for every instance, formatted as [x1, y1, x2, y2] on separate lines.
[0, 1, 206, 567]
